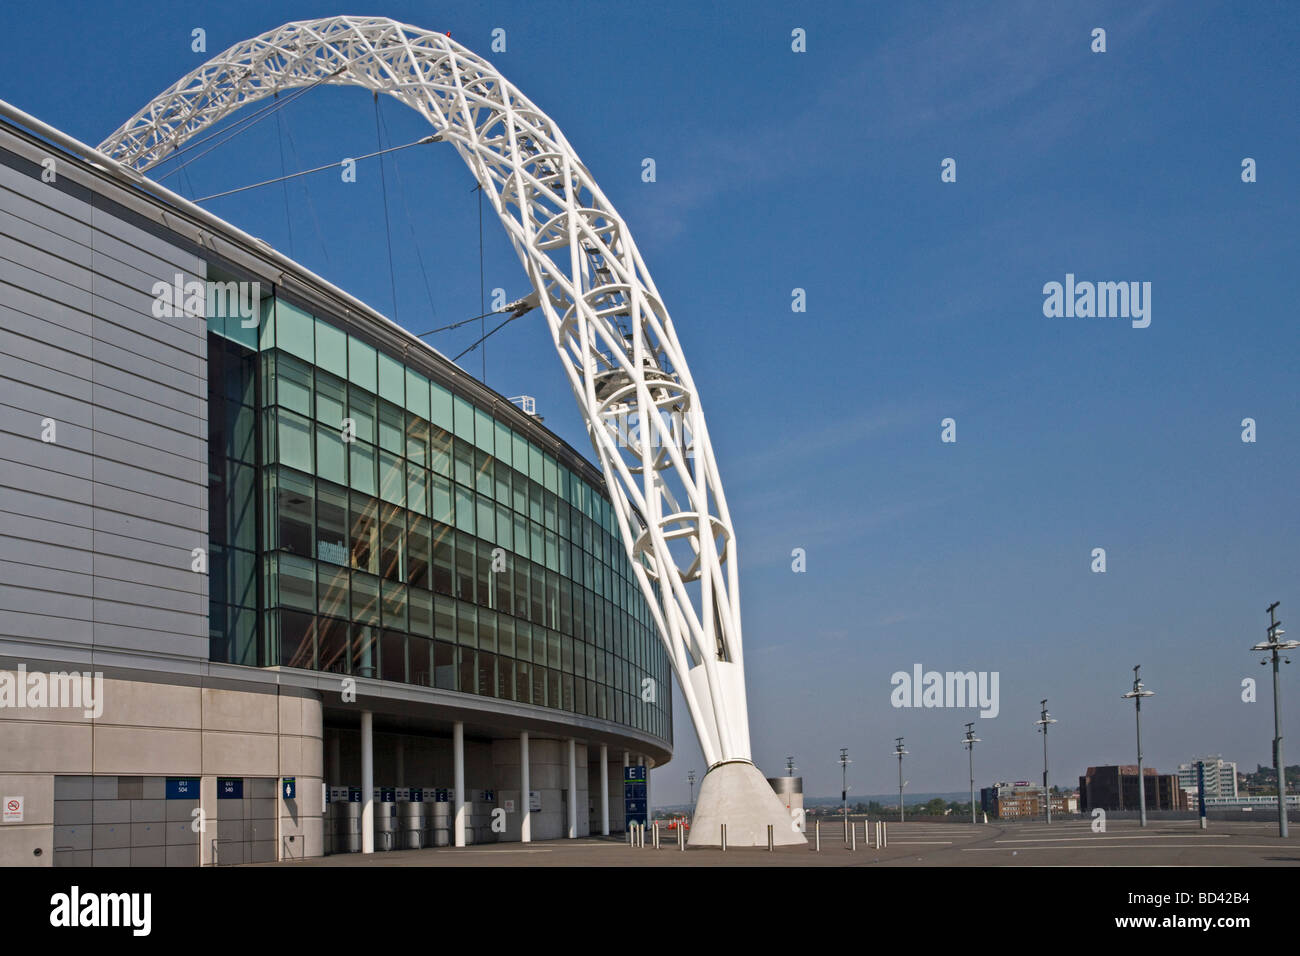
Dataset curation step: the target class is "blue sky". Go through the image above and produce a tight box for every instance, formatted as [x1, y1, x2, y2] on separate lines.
[4, 0, 1297, 805]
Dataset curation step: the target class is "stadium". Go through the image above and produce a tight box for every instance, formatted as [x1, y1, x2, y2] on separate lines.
[0, 15, 802, 866]
[0, 20, 679, 867]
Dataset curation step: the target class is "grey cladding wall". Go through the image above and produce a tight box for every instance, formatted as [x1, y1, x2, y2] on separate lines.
[0, 136, 209, 672]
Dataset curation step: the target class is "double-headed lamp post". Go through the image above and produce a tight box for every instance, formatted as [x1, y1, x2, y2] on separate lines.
[1122, 665, 1156, 827]
[962, 723, 981, 824]
[687, 770, 696, 810]
[1035, 700, 1057, 824]
[1252, 602, 1297, 838]
[894, 738, 908, 823]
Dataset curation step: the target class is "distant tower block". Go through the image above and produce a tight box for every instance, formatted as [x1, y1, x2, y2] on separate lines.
[767, 774, 805, 833]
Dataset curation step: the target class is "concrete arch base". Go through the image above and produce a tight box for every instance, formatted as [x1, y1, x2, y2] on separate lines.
[687, 760, 808, 847]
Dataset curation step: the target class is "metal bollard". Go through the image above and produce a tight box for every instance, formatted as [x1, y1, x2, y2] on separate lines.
[815, 819, 820, 851]
[874, 820, 880, 848]
[850, 822, 856, 851]
[721, 823, 727, 852]
[653, 822, 660, 849]
[767, 824, 774, 851]
[679, 823, 686, 851]
[882, 821, 888, 847]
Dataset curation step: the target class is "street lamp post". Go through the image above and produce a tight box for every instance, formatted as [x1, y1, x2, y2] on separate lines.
[963, 723, 981, 825]
[1122, 665, 1156, 827]
[839, 748, 851, 838]
[1035, 700, 1057, 824]
[687, 770, 695, 811]
[894, 738, 908, 823]
[1251, 602, 1297, 838]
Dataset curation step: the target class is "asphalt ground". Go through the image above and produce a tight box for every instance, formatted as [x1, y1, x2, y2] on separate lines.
[253, 817, 1300, 866]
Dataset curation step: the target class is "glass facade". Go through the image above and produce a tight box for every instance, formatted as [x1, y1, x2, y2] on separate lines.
[207, 294, 671, 743]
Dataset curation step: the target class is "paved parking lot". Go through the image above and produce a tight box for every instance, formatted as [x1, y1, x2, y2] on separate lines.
[257, 818, 1300, 866]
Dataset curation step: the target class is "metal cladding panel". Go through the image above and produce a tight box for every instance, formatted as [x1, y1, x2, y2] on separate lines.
[0, 134, 209, 668]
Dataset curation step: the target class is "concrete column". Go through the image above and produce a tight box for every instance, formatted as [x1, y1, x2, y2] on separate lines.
[360, 711, 374, 854]
[567, 738, 578, 838]
[453, 721, 466, 847]
[520, 731, 531, 844]
[600, 743, 610, 836]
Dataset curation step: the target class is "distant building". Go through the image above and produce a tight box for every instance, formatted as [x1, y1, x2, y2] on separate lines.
[1078, 766, 1189, 812]
[980, 781, 1075, 819]
[1177, 757, 1238, 802]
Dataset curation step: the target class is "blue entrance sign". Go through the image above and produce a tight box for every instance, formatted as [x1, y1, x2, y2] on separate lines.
[282, 777, 296, 800]
[348, 787, 362, 803]
[624, 766, 648, 826]
[217, 778, 243, 799]
[165, 777, 200, 800]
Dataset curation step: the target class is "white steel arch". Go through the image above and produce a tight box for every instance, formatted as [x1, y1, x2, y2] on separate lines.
[100, 16, 751, 770]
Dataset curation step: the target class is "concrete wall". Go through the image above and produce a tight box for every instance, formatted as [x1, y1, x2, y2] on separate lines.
[0, 674, 323, 865]
[491, 738, 591, 841]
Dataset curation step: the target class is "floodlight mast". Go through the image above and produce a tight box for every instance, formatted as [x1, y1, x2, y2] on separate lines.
[1251, 602, 1297, 838]
[98, 16, 797, 845]
[1035, 700, 1056, 824]
[962, 723, 980, 825]
[1121, 665, 1155, 827]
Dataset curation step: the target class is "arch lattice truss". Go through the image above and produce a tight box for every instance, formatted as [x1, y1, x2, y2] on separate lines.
[100, 16, 752, 768]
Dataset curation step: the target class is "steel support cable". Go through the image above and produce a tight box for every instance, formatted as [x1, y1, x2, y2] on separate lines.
[276, 104, 333, 274]
[151, 67, 344, 178]
[275, 94, 296, 258]
[190, 138, 435, 202]
[377, 103, 439, 325]
[374, 94, 400, 324]
[452, 309, 531, 363]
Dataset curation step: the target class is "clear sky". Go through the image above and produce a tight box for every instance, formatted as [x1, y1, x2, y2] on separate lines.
[4, 0, 1297, 806]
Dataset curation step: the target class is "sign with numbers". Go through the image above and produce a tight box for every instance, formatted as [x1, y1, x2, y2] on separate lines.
[166, 778, 199, 800]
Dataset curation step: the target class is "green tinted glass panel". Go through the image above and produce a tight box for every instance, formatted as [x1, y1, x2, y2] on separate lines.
[315, 317, 348, 377]
[316, 426, 347, 484]
[431, 472, 453, 523]
[258, 297, 276, 351]
[405, 368, 430, 418]
[378, 351, 404, 406]
[430, 382, 453, 428]
[276, 410, 313, 473]
[512, 431, 528, 471]
[543, 454, 558, 495]
[454, 485, 475, 534]
[494, 421, 512, 466]
[350, 443, 376, 496]
[276, 298, 314, 362]
[453, 396, 474, 442]
[474, 408, 494, 452]
[348, 336, 377, 392]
